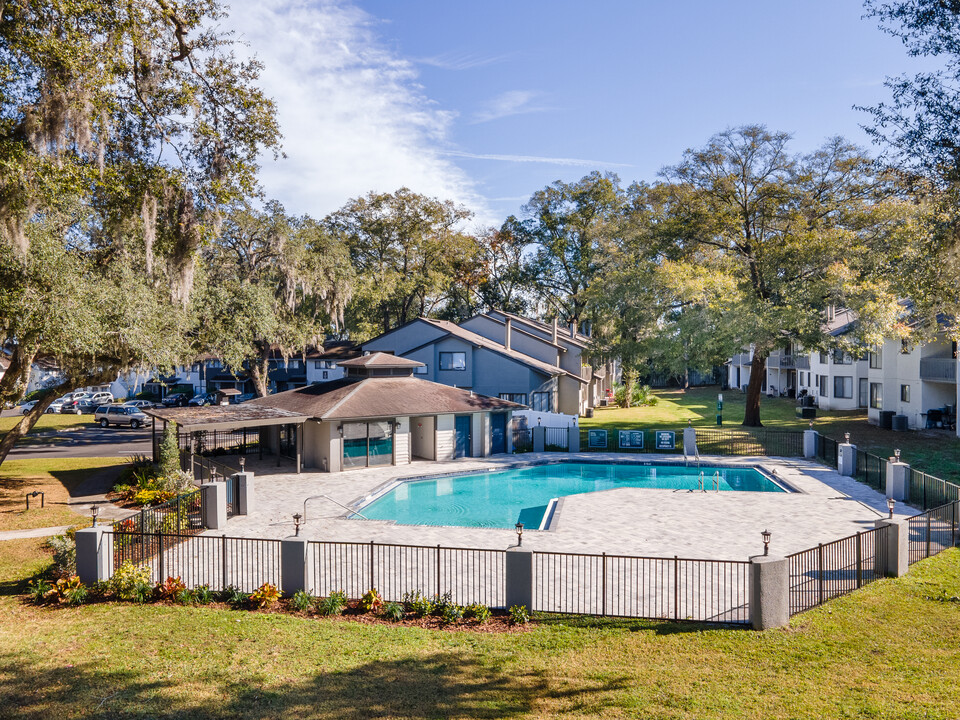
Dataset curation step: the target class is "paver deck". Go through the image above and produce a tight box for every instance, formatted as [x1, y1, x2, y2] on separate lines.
[208, 452, 911, 560]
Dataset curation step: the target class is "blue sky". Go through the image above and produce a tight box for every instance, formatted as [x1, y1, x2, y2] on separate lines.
[228, 0, 935, 227]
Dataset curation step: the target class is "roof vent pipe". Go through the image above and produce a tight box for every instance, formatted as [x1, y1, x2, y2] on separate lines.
[504, 318, 512, 350]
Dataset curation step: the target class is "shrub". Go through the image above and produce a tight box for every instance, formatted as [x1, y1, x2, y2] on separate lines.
[46, 533, 76, 578]
[158, 423, 181, 479]
[430, 592, 454, 617]
[359, 588, 383, 614]
[250, 582, 280, 609]
[159, 509, 192, 534]
[156, 576, 187, 602]
[464, 603, 491, 624]
[175, 588, 194, 605]
[220, 586, 250, 609]
[51, 576, 87, 606]
[632, 384, 658, 407]
[193, 585, 214, 605]
[440, 603, 464, 625]
[379, 601, 405, 622]
[27, 578, 53, 604]
[109, 562, 152, 601]
[509, 604, 530, 625]
[316, 590, 348, 616]
[290, 590, 314, 613]
[403, 590, 433, 618]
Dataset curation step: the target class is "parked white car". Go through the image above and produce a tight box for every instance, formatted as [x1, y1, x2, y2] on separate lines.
[122, 399, 156, 409]
[94, 405, 150, 428]
[19, 400, 38, 415]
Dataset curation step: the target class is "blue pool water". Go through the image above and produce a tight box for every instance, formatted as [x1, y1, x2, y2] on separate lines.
[358, 462, 785, 529]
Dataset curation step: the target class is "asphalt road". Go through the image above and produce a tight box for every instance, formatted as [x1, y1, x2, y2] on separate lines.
[1, 408, 154, 458]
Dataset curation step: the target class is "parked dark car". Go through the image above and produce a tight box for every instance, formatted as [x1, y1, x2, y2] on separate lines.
[161, 393, 190, 407]
[187, 392, 216, 407]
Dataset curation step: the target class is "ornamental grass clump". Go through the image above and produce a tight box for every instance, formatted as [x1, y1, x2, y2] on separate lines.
[316, 590, 347, 616]
[379, 602, 405, 622]
[290, 590, 315, 613]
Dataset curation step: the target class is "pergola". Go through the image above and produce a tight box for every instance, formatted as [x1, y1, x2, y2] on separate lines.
[145, 405, 310, 473]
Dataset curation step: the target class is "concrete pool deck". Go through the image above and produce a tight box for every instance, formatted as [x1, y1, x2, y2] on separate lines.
[209, 452, 913, 560]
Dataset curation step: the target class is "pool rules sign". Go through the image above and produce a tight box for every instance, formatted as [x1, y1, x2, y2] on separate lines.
[654, 431, 676, 450]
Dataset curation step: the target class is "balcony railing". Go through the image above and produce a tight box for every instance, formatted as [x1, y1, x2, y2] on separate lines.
[920, 357, 957, 383]
[768, 355, 809, 370]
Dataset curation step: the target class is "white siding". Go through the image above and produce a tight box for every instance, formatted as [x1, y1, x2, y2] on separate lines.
[435, 414, 455, 461]
[411, 416, 436, 460]
[394, 417, 410, 465]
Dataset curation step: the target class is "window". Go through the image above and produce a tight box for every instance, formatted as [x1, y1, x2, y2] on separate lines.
[530, 391, 551, 412]
[869, 346, 882, 369]
[498, 393, 527, 405]
[314, 360, 334, 369]
[834, 376, 853, 399]
[818, 375, 828, 397]
[900, 384, 910, 403]
[288, 360, 301, 369]
[342, 421, 394, 469]
[900, 338, 911, 354]
[439, 352, 466, 371]
[818, 352, 828, 365]
[870, 382, 883, 410]
[413, 364, 428, 375]
[322, 371, 328, 380]
[832, 350, 851, 365]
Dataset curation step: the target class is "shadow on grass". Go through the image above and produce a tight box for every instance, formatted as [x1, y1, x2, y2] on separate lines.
[0, 650, 627, 719]
[534, 613, 741, 634]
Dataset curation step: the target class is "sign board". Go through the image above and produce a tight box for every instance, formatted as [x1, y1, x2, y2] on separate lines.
[655, 431, 676, 450]
[587, 429, 608, 449]
[618, 430, 644, 449]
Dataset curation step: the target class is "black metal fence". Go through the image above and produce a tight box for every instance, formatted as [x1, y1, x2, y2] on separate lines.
[186, 453, 240, 485]
[578, 427, 805, 458]
[178, 428, 262, 457]
[308, 541, 505, 609]
[815, 434, 838, 468]
[786, 525, 889, 616]
[853, 449, 887, 492]
[512, 428, 532, 453]
[110, 531, 282, 591]
[908, 468, 960, 511]
[532, 551, 751, 624]
[908, 502, 960, 565]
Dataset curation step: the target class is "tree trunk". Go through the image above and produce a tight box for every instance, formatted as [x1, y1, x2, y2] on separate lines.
[249, 353, 270, 398]
[0, 340, 40, 407]
[742, 352, 767, 427]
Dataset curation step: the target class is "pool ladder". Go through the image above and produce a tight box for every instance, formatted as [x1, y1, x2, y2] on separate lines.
[696, 471, 721, 493]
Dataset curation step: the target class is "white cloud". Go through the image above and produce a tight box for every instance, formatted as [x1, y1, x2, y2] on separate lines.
[223, 0, 493, 223]
[472, 90, 548, 124]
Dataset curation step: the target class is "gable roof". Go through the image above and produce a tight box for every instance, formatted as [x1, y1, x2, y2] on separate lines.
[486, 309, 591, 348]
[414, 318, 587, 384]
[338, 353, 424, 369]
[248, 375, 522, 421]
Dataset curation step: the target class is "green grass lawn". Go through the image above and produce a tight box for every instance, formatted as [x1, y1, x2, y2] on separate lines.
[0, 457, 127, 532]
[1, 540, 959, 719]
[0, 413, 95, 434]
[583, 387, 960, 482]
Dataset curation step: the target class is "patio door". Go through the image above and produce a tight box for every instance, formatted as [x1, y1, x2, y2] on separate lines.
[858, 378, 868, 408]
[455, 416, 472, 458]
[490, 413, 506, 455]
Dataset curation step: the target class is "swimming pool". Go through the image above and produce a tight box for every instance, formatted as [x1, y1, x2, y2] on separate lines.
[357, 461, 786, 529]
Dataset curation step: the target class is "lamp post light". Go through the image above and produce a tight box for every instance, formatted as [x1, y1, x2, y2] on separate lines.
[515, 522, 524, 547]
[293, 512, 303, 536]
[90, 504, 101, 527]
[239, 455, 246, 472]
[894, 448, 901, 463]
[844, 432, 851, 444]
[888, 497, 896, 519]
[761, 529, 771, 556]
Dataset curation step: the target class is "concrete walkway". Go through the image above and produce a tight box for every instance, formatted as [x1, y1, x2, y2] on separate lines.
[66, 465, 137, 523]
[0, 525, 72, 540]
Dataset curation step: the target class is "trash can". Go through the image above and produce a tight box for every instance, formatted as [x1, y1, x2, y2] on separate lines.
[879, 410, 896, 430]
[892, 414, 909, 431]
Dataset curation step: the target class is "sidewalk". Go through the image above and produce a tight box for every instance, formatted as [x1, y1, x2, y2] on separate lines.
[0, 525, 72, 541]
